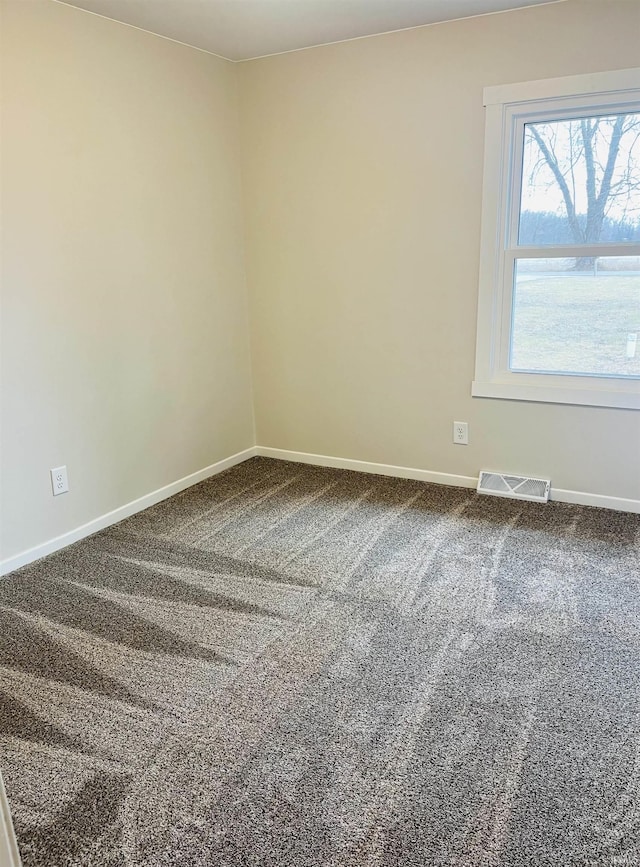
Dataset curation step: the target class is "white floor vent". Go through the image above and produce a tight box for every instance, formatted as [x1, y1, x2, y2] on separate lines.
[477, 471, 551, 503]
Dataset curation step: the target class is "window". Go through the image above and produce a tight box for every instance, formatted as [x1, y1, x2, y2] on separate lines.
[473, 68, 640, 410]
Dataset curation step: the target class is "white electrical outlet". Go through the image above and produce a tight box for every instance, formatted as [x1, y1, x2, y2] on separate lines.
[453, 421, 469, 445]
[50, 465, 69, 496]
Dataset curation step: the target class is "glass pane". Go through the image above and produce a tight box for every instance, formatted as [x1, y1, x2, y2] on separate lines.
[510, 257, 640, 377]
[518, 112, 640, 246]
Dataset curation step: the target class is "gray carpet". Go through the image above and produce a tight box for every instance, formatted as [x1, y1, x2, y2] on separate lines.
[1, 457, 639, 866]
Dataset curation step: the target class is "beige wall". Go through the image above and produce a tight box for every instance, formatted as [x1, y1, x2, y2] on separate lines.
[1, 0, 254, 560]
[238, 0, 640, 502]
[1, 0, 639, 566]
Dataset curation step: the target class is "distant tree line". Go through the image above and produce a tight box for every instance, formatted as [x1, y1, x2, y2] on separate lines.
[520, 210, 640, 246]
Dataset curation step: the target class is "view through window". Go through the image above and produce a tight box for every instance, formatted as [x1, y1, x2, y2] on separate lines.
[510, 112, 640, 379]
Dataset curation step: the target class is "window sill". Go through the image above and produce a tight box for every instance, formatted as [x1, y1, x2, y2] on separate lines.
[472, 378, 640, 410]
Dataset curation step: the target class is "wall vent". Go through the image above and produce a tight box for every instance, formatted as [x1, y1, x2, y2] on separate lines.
[477, 471, 550, 503]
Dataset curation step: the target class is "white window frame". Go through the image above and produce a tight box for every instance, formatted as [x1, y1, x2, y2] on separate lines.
[472, 67, 640, 410]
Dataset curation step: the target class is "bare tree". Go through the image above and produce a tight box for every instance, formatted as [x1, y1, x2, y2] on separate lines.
[525, 113, 640, 268]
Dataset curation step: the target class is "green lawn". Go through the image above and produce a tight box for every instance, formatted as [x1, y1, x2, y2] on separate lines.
[511, 274, 640, 377]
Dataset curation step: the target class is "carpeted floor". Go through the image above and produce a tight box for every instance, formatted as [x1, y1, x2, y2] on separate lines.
[1, 457, 639, 866]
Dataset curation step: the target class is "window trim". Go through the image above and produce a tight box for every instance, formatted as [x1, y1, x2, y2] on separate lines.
[472, 67, 640, 411]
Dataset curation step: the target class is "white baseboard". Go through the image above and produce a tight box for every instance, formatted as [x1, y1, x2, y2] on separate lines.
[255, 447, 478, 489]
[0, 447, 257, 577]
[256, 447, 640, 514]
[3, 444, 637, 578]
[550, 487, 640, 513]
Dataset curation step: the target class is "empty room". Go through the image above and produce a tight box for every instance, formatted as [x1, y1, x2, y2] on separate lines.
[1, 0, 639, 864]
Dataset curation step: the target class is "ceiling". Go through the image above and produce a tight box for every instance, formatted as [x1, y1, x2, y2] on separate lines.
[60, 0, 563, 62]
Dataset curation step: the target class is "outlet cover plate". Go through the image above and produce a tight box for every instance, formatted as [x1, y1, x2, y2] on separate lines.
[51, 466, 69, 496]
[453, 421, 469, 445]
